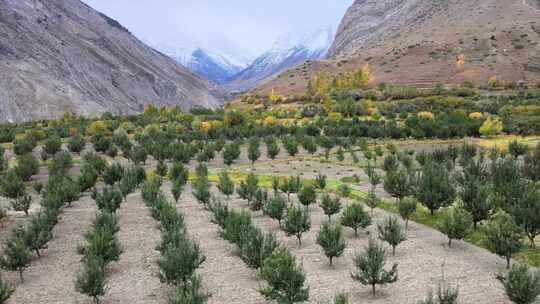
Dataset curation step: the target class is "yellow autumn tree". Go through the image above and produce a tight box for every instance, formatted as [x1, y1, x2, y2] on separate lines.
[479, 117, 503, 137]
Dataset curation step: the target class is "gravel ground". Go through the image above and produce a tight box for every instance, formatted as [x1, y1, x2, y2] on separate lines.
[163, 183, 267, 304]
[226, 191, 510, 304]
[5, 195, 96, 304]
[104, 190, 166, 304]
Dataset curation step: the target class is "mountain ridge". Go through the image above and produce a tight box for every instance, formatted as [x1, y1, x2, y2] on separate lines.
[257, 0, 540, 95]
[0, 0, 224, 123]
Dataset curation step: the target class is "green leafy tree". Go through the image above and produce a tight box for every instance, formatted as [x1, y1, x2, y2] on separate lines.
[337, 184, 351, 199]
[48, 151, 74, 177]
[377, 216, 406, 256]
[264, 194, 287, 226]
[440, 207, 473, 247]
[336, 147, 345, 162]
[283, 205, 311, 246]
[512, 185, 540, 248]
[320, 193, 341, 220]
[43, 134, 62, 155]
[103, 163, 124, 186]
[0, 228, 32, 283]
[156, 160, 168, 177]
[351, 238, 398, 296]
[217, 170, 234, 199]
[485, 211, 523, 269]
[284, 137, 299, 157]
[341, 202, 371, 237]
[415, 161, 456, 216]
[157, 238, 206, 286]
[398, 197, 417, 229]
[169, 162, 189, 186]
[13, 136, 36, 156]
[316, 222, 346, 265]
[248, 137, 261, 165]
[260, 247, 309, 304]
[498, 264, 540, 304]
[75, 254, 106, 304]
[94, 187, 123, 213]
[383, 167, 411, 203]
[25, 213, 53, 258]
[364, 189, 381, 217]
[266, 137, 280, 160]
[298, 185, 317, 210]
[458, 177, 492, 230]
[223, 141, 241, 166]
[68, 133, 86, 153]
[171, 178, 184, 203]
[1, 170, 25, 208]
[14, 153, 39, 182]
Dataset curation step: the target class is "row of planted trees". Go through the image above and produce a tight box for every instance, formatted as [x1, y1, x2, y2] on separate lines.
[380, 142, 540, 304]
[141, 175, 209, 304]
[0, 147, 90, 302]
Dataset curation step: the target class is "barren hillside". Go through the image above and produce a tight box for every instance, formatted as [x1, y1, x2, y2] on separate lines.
[257, 0, 540, 95]
[0, 0, 224, 122]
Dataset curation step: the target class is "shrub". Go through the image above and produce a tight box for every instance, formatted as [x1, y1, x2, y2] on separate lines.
[485, 211, 523, 269]
[440, 207, 473, 247]
[0, 227, 32, 283]
[341, 202, 371, 237]
[398, 197, 417, 229]
[14, 153, 39, 181]
[316, 222, 346, 265]
[498, 264, 540, 304]
[43, 134, 62, 155]
[13, 136, 36, 156]
[320, 193, 341, 220]
[264, 194, 287, 226]
[351, 239, 398, 296]
[298, 185, 316, 209]
[167, 275, 210, 304]
[283, 205, 311, 246]
[260, 247, 309, 303]
[68, 134, 86, 153]
[377, 216, 407, 256]
[157, 238, 206, 286]
[103, 163, 124, 186]
[75, 254, 106, 304]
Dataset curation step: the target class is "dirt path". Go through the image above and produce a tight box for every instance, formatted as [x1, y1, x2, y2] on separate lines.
[227, 192, 511, 304]
[6, 195, 96, 304]
[163, 183, 266, 304]
[104, 190, 165, 304]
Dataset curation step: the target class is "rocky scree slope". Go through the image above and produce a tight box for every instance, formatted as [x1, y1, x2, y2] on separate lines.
[0, 0, 224, 122]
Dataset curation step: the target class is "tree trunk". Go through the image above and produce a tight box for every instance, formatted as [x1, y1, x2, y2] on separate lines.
[354, 228, 358, 238]
[19, 269, 24, 283]
[297, 234, 302, 247]
[329, 257, 333, 266]
[448, 238, 452, 247]
[35, 248, 41, 258]
[506, 256, 511, 269]
[473, 220, 478, 230]
[430, 209, 435, 216]
[372, 284, 376, 296]
[392, 246, 396, 256]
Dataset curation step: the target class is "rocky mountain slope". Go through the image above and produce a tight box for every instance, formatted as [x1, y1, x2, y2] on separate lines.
[0, 0, 224, 123]
[258, 0, 540, 95]
[224, 28, 334, 93]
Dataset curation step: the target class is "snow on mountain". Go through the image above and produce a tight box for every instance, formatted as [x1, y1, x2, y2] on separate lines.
[223, 27, 335, 93]
[155, 45, 247, 84]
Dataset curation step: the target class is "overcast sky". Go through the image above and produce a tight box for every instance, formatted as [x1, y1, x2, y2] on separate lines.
[82, 0, 352, 60]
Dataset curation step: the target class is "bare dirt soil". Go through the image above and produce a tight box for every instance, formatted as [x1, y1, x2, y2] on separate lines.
[5, 195, 96, 304]
[163, 183, 267, 304]
[224, 192, 511, 304]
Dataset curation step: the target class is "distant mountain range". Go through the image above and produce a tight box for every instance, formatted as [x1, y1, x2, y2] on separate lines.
[157, 28, 335, 93]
